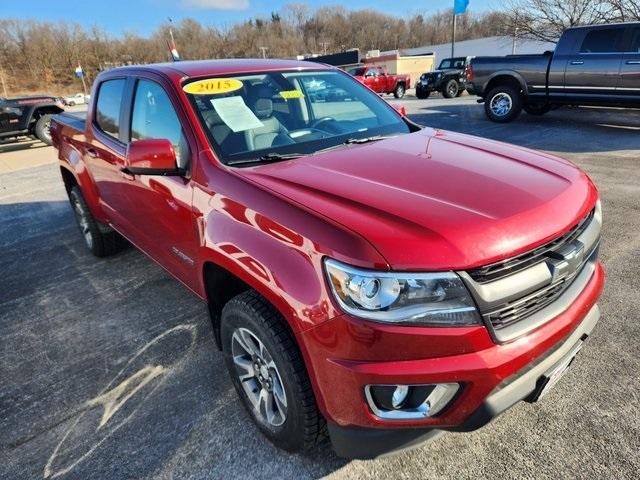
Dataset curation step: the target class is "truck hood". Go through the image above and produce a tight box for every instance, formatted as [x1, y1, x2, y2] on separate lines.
[237, 128, 597, 271]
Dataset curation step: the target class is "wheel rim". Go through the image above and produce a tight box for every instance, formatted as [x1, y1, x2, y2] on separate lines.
[447, 82, 457, 96]
[43, 119, 52, 141]
[397, 86, 404, 96]
[490, 92, 512, 117]
[72, 197, 93, 249]
[231, 327, 287, 427]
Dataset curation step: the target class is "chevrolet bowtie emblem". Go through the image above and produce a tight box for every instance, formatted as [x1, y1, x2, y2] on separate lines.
[546, 241, 585, 283]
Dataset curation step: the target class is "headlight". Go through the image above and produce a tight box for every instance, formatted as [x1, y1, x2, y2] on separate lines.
[324, 258, 480, 326]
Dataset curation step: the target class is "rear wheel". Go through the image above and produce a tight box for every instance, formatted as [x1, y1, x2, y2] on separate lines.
[442, 79, 459, 98]
[69, 186, 127, 257]
[524, 103, 552, 116]
[393, 83, 406, 99]
[484, 85, 522, 123]
[221, 290, 326, 452]
[34, 114, 53, 145]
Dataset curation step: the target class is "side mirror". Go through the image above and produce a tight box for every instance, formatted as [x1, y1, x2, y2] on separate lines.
[392, 104, 407, 117]
[124, 138, 181, 176]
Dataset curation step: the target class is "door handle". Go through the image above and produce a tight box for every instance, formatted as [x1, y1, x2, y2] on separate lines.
[570, 60, 584, 65]
[86, 147, 99, 158]
[626, 60, 640, 65]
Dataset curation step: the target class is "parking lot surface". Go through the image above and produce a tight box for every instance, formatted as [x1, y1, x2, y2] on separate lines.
[1, 96, 639, 479]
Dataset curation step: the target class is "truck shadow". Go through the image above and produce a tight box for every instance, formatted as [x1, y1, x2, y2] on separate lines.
[0, 138, 48, 154]
[408, 103, 640, 154]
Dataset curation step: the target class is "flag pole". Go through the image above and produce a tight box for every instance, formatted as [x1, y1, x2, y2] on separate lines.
[78, 63, 88, 96]
[451, 12, 457, 58]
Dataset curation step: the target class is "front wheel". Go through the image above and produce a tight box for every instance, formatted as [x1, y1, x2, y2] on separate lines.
[393, 83, 406, 99]
[221, 290, 326, 452]
[442, 79, 460, 98]
[484, 86, 523, 123]
[34, 114, 53, 145]
[415, 88, 430, 100]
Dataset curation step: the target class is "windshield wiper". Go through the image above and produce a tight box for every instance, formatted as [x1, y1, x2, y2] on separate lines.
[227, 152, 304, 166]
[343, 134, 397, 145]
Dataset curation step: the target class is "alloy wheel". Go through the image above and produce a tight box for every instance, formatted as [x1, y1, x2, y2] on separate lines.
[231, 327, 287, 427]
[72, 196, 94, 249]
[490, 92, 513, 117]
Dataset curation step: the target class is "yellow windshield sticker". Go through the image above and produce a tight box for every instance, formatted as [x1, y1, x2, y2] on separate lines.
[183, 78, 243, 95]
[280, 90, 304, 100]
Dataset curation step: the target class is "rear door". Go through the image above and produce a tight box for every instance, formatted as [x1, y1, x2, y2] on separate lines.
[365, 67, 383, 93]
[619, 26, 640, 97]
[563, 26, 626, 95]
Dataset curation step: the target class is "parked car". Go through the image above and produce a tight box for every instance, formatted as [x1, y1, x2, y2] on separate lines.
[51, 59, 604, 459]
[347, 65, 411, 98]
[63, 93, 89, 106]
[416, 56, 472, 99]
[467, 22, 640, 122]
[0, 95, 64, 145]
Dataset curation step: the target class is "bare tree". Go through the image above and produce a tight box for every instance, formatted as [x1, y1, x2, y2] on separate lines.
[506, 0, 612, 42]
[607, 0, 640, 20]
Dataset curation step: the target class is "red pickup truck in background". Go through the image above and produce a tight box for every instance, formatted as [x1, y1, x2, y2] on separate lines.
[347, 65, 411, 98]
[51, 59, 603, 459]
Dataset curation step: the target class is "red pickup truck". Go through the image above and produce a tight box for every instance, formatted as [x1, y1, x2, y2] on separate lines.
[51, 59, 603, 459]
[347, 65, 411, 98]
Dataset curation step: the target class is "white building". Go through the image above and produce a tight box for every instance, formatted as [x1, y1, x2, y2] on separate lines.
[384, 35, 557, 67]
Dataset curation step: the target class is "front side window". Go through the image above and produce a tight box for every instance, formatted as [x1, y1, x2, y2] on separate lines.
[184, 69, 410, 164]
[580, 28, 626, 53]
[629, 28, 640, 53]
[95, 79, 125, 138]
[131, 79, 189, 168]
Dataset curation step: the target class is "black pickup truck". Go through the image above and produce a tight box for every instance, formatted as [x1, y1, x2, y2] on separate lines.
[0, 95, 64, 145]
[467, 22, 640, 122]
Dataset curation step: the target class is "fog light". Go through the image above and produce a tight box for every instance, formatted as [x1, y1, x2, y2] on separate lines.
[365, 383, 460, 420]
[391, 385, 410, 408]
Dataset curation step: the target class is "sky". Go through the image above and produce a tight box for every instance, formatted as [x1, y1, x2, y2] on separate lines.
[1, 0, 496, 36]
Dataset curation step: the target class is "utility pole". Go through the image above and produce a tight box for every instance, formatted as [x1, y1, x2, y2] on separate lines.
[259, 46, 268, 58]
[0, 57, 8, 97]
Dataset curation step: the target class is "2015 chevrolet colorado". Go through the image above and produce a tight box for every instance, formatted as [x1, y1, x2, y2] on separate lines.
[51, 59, 604, 459]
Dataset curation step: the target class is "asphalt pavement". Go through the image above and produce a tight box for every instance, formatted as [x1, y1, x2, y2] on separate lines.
[1, 95, 639, 479]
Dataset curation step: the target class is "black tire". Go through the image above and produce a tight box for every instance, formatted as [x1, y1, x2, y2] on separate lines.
[523, 103, 552, 116]
[456, 87, 465, 97]
[68, 186, 127, 257]
[442, 79, 459, 98]
[393, 83, 406, 99]
[415, 88, 430, 100]
[221, 290, 326, 452]
[484, 85, 523, 123]
[34, 114, 53, 145]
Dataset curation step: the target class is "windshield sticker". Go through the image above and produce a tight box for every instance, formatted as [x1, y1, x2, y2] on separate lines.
[279, 90, 304, 100]
[210, 96, 264, 133]
[183, 78, 243, 95]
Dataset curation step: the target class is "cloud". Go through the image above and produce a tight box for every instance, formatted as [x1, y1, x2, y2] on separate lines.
[181, 0, 250, 10]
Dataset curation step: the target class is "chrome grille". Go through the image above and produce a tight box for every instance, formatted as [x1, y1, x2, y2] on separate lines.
[468, 209, 595, 284]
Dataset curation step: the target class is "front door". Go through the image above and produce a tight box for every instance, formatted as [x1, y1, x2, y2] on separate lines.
[120, 77, 199, 289]
[620, 26, 640, 97]
[563, 26, 625, 96]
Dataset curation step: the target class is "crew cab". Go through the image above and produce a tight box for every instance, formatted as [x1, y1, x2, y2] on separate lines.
[467, 22, 640, 122]
[347, 65, 411, 98]
[416, 56, 471, 99]
[0, 95, 64, 145]
[51, 59, 604, 459]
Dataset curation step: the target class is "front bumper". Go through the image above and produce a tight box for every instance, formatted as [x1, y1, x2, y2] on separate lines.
[299, 262, 604, 458]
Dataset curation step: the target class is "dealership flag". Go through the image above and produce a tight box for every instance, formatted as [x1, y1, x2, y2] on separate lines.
[169, 40, 180, 61]
[454, 0, 469, 15]
[75, 64, 84, 77]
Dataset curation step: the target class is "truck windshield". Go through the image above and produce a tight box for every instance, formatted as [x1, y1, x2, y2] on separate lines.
[184, 69, 410, 165]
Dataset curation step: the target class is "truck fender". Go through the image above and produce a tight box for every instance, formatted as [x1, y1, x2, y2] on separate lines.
[58, 143, 107, 223]
[483, 70, 529, 98]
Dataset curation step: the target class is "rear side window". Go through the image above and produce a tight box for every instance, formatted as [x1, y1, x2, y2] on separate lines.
[629, 28, 640, 53]
[95, 79, 125, 139]
[579, 28, 626, 53]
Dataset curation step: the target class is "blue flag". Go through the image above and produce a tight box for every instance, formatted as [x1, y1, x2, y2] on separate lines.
[454, 0, 469, 15]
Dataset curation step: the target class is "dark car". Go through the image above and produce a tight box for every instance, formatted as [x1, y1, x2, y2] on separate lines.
[0, 95, 64, 145]
[415, 57, 471, 99]
[467, 22, 640, 122]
